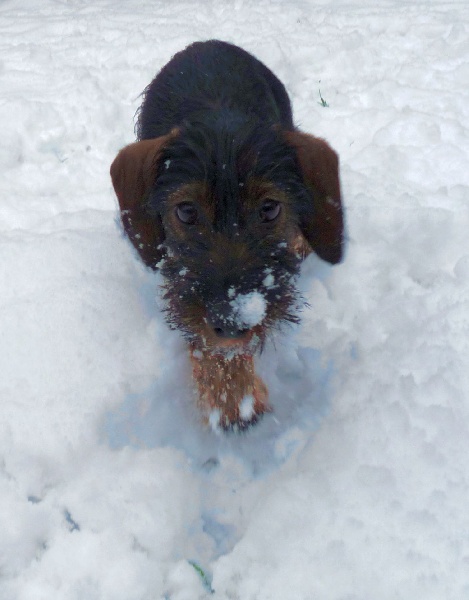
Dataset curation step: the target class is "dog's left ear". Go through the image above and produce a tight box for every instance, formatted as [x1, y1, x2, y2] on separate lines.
[284, 130, 344, 264]
[110, 131, 177, 269]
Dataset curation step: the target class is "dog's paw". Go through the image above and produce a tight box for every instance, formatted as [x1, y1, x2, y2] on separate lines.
[209, 407, 262, 433]
[205, 376, 271, 433]
[190, 346, 271, 432]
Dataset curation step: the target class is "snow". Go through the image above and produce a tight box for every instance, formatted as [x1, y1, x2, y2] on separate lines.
[262, 268, 275, 288]
[1, 0, 469, 599]
[238, 395, 255, 421]
[230, 291, 267, 328]
[209, 409, 222, 433]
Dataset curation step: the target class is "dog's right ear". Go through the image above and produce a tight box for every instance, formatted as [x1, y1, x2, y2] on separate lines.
[110, 131, 177, 269]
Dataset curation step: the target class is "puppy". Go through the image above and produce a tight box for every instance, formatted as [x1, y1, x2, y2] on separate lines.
[111, 40, 343, 431]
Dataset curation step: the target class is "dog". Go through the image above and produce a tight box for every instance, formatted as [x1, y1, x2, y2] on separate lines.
[110, 40, 343, 431]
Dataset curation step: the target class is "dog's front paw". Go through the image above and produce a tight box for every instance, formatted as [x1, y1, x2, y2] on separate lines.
[190, 347, 270, 431]
[238, 374, 270, 426]
[223, 375, 270, 432]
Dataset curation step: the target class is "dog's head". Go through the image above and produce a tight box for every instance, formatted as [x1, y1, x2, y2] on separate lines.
[111, 119, 343, 352]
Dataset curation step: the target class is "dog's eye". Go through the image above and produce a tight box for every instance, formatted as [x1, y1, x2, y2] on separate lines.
[176, 202, 198, 225]
[259, 200, 281, 223]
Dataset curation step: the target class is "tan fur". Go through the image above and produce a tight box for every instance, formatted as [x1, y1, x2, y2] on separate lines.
[190, 345, 270, 428]
[110, 130, 178, 268]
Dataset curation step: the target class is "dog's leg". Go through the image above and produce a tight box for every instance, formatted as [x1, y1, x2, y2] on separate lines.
[190, 345, 270, 430]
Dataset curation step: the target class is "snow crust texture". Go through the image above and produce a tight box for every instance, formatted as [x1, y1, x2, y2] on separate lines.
[1, 1, 469, 599]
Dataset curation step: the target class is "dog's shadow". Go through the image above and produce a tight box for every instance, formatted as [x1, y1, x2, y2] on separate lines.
[103, 325, 333, 477]
[102, 260, 336, 557]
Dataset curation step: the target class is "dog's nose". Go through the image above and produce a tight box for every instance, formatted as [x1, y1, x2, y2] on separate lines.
[212, 322, 249, 339]
[207, 304, 249, 339]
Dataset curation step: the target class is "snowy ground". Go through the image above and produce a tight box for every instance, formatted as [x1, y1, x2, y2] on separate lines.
[1, 0, 469, 598]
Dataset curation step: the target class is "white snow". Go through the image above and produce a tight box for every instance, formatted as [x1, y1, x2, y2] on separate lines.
[239, 395, 255, 421]
[262, 270, 275, 288]
[209, 410, 222, 433]
[230, 290, 267, 328]
[1, 1, 469, 599]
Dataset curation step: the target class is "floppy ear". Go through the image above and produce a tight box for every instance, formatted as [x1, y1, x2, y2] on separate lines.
[284, 130, 344, 264]
[110, 131, 177, 269]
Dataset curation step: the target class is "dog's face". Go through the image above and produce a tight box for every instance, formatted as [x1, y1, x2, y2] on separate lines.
[111, 120, 343, 353]
[152, 121, 310, 351]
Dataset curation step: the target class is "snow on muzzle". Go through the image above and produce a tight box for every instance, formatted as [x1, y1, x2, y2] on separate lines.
[206, 290, 267, 339]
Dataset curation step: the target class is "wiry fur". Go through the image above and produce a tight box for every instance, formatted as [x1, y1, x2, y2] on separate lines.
[110, 40, 344, 430]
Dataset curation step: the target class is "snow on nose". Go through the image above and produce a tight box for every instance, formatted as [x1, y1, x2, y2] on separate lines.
[207, 290, 267, 339]
[230, 291, 267, 329]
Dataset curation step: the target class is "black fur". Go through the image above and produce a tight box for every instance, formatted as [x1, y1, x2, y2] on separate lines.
[139, 41, 315, 239]
[137, 40, 294, 140]
[135, 42, 315, 340]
